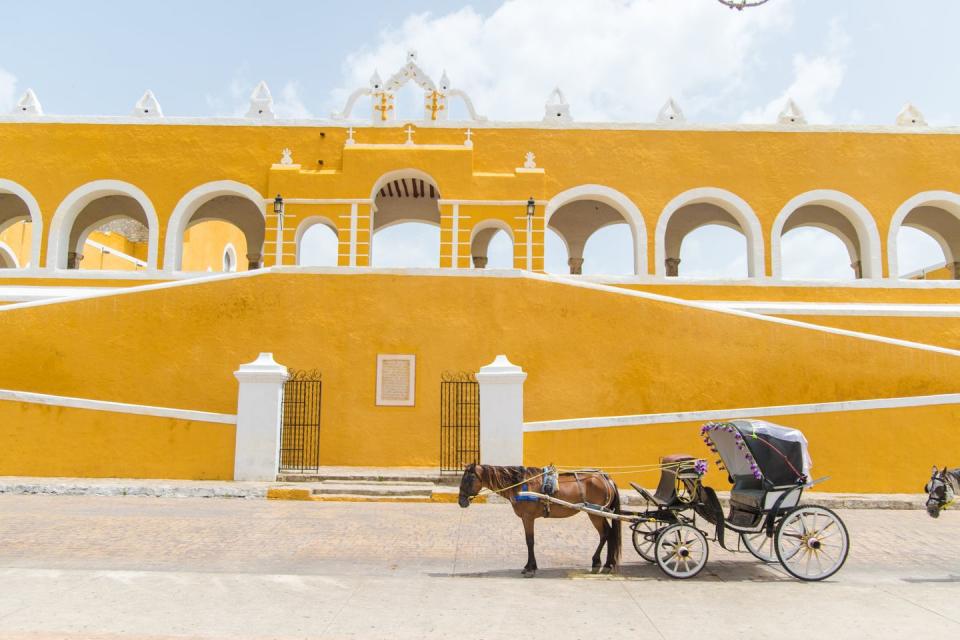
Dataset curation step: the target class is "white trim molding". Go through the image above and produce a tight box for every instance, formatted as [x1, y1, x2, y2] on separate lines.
[0, 179, 43, 273]
[545, 184, 648, 276]
[47, 180, 160, 271]
[524, 393, 960, 432]
[0, 388, 236, 424]
[164, 180, 265, 272]
[772, 190, 882, 280]
[700, 301, 960, 317]
[888, 190, 960, 278]
[0, 241, 19, 269]
[655, 187, 765, 278]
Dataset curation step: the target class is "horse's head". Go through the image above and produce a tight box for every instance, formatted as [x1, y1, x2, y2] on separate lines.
[925, 466, 950, 518]
[459, 463, 482, 508]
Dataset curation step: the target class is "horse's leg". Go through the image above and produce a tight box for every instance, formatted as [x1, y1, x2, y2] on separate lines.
[521, 512, 538, 577]
[588, 514, 608, 573]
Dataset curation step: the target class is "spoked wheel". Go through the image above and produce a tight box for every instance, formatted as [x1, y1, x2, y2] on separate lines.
[774, 505, 849, 581]
[631, 520, 659, 562]
[654, 523, 709, 579]
[741, 530, 777, 563]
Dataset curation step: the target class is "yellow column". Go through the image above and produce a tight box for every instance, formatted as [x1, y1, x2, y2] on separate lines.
[355, 203, 371, 267]
[439, 203, 455, 269]
[262, 203, 279, 268]
[530, 203, 545, 273]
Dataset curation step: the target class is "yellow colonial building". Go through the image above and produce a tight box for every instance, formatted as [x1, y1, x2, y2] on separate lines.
[1, 54, 959, 492]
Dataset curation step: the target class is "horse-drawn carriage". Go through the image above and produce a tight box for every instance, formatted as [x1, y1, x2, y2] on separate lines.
[485, 419, 850, 581]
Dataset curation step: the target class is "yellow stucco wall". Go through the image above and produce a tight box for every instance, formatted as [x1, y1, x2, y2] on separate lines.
[0, 221, 31, 267]
[0, 399, 234, 479]
[0, 270, 958, 473]
[775, 314, 960, 351]
[181, 220, 249, 273]
[2, 121, 960, 275]
[524, 402, 960, 493]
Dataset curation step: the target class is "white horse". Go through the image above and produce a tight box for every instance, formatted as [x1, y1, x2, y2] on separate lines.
[925, 466, 960, 518]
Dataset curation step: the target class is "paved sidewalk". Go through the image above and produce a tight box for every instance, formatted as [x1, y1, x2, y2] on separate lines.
[0, 494, 958, 638]
[0, 475, 937, 509]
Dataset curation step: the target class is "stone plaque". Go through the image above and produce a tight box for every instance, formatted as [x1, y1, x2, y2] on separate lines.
[376, 354, 416, 406]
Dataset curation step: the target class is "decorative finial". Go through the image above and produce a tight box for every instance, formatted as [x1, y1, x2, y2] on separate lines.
[896, 103, 927, 127]
[404, 124, 415, 145]
[14, 89, 42, 115]
[280, 148, 293, 165]
[777, 98, 806, 125]
[439, 71, 451, 92]
[656, 98, 685, 124]
[247, 81, 275, 120]
[543, 87, 572, 123]
[464, 128, 473, 148]
[345, 127, 356, 145]
[523, 152, 537, 169]
[407, 50, 418, 63]
[370, 71, 383, 90]
[133, 90, 163, 117]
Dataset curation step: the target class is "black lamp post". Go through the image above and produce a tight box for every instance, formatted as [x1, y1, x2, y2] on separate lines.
[526, 197, 535, 217]
[273, 194, 284, 222]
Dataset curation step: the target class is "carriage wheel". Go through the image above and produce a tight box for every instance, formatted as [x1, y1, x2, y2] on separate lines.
[774, 505, 849, 581]
[740, 531, 776, 563]
[631, 520, 659, 562]
[654, 524, 709, 579]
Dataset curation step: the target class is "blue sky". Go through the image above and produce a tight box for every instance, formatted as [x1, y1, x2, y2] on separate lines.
[1, 0, 955, 276]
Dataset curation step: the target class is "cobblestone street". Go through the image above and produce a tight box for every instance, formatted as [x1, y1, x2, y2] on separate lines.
[0, 494, 958, 638]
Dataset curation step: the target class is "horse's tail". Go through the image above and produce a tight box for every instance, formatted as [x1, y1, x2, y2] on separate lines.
[607, 477, 622, 566]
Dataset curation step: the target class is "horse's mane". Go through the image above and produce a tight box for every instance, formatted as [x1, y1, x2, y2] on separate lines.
[479, 465, 542, 497]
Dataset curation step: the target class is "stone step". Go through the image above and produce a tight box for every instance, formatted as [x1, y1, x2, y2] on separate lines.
[277, 473, 460, 486]
[309, 482, 434, 497]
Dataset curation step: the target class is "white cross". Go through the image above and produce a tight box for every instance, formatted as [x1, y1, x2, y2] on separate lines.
[464, 128, 473, 148]
[404, 125, 415, 145]
[345, 127, 355, 145]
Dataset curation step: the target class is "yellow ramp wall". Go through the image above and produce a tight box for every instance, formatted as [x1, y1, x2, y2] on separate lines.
[0, 399, 235, 479]
[524, 402, 960, 493]
[2, 270, 960, 469]
[775, 314, 960, 351]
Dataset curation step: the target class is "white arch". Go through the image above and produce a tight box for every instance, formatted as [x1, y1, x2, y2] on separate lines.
[164, 180, 265, 272]
[0, 179, 43, 272]
[655, 187, 764, 278]
[888, 191, 960, 278]
[294, 215, 339, 264]
[545, 184, 647, 275]
[47, 180, 159, 270]
[771, 190, 882, 279]
[469, 218, 516, 244]
[0, 241, 19, 268]
[369, 168, 441, 205]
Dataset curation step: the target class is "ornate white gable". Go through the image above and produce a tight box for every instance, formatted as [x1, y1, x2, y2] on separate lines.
[247, 81, 275, 120]
[133, 90, 163, 117]
[777, 98, 806, 125]
[332, 51, 485, 123]
[656, 98, 685, 124]
[896, 103, 927, 127]
[14, 89, 42, 115]
[543, 87, 572, 123]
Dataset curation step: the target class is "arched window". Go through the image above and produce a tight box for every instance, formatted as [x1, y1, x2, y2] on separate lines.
[677, 224, 748, 278]
[296, 218, 339, 266]
[370, 171, 441, 268]
[222, 244, 237, 272]
[470, 221, 515, 269]
[889, 193, 960, 279]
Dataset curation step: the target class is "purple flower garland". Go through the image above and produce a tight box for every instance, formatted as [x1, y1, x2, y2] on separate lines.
[700, 421, 763, 480]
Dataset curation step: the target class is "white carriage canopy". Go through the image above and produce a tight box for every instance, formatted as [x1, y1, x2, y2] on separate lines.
[701, 419, 813, 485]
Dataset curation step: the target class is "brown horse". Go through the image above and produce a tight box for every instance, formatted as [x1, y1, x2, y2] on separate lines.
[458, 463, 621, 577]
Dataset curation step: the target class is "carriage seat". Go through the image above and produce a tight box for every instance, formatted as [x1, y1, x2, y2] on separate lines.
[729, 476, 765, 513]
[632, 454, 696, 507]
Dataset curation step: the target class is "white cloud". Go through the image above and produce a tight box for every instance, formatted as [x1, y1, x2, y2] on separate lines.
[273, 82, 313, 119]
[741, 19, 849, 124]
[0, 67, 18, 113]
[206, 75, 312, 119]
[332, 0, 793, 122]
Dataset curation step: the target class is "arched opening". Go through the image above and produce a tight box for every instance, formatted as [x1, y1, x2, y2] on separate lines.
[781, 227, 856, 280]
[0, 241, 19, 268]
[581, 223, 634, 275]
[223, 244, 237, 273]
[49, 181, 158, 271]
[370, 170, 441, 268]
[677, 224, 748, 278]
[773, 191, 881, 280]
[544, 228, 570, 274]
[296, 217, 339, 267]
[470, 220, 514, 269]
[181, 221, 248, 273]
[165, 181, 265, 272]
[0, 180, 41, 270]
[657, 189, 763, 278]
[889, 193, 960, 279]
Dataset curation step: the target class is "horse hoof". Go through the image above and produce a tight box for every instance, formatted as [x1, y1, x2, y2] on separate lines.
[523, 570, 536, 578]
[600, 566, 613, 574]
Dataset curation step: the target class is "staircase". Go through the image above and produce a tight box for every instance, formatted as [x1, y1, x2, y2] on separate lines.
[270, 467, 466, 503]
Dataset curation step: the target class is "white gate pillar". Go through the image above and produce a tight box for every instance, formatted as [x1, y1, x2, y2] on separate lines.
[233, 352, 289, 481]
[476, 354, 527, 466]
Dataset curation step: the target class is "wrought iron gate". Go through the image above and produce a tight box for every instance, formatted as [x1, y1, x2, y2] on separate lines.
[279, 370, 322, 473]
[440, 371, 480, 473]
